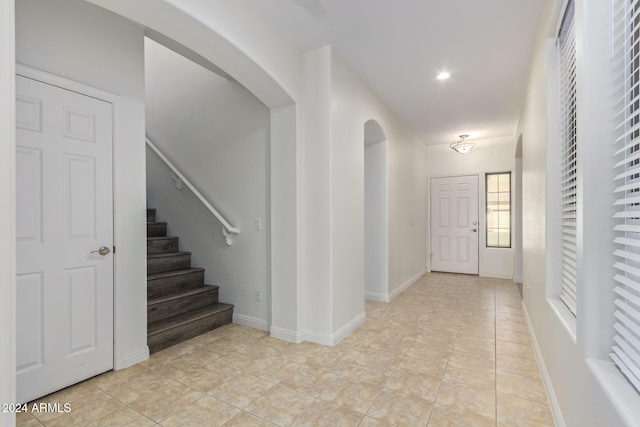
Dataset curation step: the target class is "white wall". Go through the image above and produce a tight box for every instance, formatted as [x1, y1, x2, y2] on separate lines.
[364, 140, 389, 301]
[0, 1, 15, 425]
[299, 47, 426, 342]
[300, 46, 333, 340]
[518, 0, 639, 425]
[425, 138, 515, 279]
[330, 49, 426, 330]
[16, 0, 148, 368]
[145, 39, 271, 329]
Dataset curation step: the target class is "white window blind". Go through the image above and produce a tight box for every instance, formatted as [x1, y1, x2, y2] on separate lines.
[558, 0, 578, 317]
[612, 0, 640, 393]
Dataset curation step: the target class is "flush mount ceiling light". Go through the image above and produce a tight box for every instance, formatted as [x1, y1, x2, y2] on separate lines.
[436, 71, 451, 80]
[450, 134, 475, 154]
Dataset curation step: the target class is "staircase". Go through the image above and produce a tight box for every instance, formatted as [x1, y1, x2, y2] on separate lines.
[146, 208, 234, 353]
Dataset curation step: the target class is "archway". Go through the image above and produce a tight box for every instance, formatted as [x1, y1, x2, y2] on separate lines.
[364, 120, 389, 301]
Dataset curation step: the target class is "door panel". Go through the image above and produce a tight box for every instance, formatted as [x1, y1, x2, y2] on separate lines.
[16, 75, 114, 403]
[431, 175, 479, 274]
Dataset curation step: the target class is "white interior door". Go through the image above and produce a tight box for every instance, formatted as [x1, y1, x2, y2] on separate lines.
[430, 175, 479, 274]
[16, 75, 114, 403]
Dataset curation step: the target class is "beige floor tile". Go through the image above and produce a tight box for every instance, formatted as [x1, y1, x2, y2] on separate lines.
[383, 367, 441, 401]
[90, 367, 163, 403]
[291, 399, 363, 427]
[447, 349, 495, 370]
[497, 371, 548, 404]
[496, 340, 536, 360]
[207, 373, 276, 409]
[457, 324, 495, 339]
[495, 319, 529, 334]
[351, 348, 402, 369]
[497, 392, 554, 426]
[278, 365, 339, 397]
[245, 384, 316, 426]
[86, 407, 155, 427]
[367, 389, 433, 426]
[223, 411, 277, 426]
[35, 389, 125, 427]
[18, 274, 555, 427]
[340, 362, 395, 387]
[496, 353, 540, 380]
[496, 328, 531, 345]
[318, 377, 380, 414]
[405, 340, 452, 360]
[150, 357, 239, 388]
[453, 333, 495, 354]
[443, 364, 495, 390]
[435, 380, 496, 420]
[427, 404, 496, 427]
[36, 380, 100, 405]
[358, 416, 394, 426]
[299, 349, 347, 374]
[397, 355, 448, 379]
[176, 362, 241, 393]
[245, 357, 305, 383]
[15, 412, 42, 427]
[126, 378, 204, 422]
[159, 395, 239, 427]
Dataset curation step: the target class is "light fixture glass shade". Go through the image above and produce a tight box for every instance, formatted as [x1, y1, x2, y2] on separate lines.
[450, 135, 475, 154]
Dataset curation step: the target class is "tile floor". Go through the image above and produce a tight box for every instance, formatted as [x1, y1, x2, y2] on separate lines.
[17, 272, 555, 426]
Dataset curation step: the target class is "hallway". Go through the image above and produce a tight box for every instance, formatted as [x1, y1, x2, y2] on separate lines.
[17, 273, 554, 426]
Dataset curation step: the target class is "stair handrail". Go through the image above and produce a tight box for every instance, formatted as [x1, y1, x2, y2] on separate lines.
[145, 137, 240, 245]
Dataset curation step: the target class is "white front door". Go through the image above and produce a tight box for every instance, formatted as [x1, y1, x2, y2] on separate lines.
[16, 75, 114, 403]
[430, 175, 479, 274]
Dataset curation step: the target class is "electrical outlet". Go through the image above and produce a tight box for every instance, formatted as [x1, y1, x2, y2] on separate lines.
[254, 290, 262, 302]
[254, 218, 262, 230]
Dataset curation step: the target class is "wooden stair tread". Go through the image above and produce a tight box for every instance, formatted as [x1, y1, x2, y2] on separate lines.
[147, 267, 204, 281]
[148, 303, 234, 337]
[147, 251, 191, 259]
[148, 285, 219, 306]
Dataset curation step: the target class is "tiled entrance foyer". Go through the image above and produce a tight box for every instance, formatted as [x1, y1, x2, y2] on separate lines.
[17, 273, 555, 427]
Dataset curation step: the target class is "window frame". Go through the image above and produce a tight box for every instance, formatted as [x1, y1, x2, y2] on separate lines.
[485, 171, 512, 249]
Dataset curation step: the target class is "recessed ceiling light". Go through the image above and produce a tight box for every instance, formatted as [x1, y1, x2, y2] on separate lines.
[437, 72, 450, 80]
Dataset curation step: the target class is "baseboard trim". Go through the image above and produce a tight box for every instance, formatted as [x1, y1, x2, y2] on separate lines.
[364, 292, 389, 302]
[389, 269, 426, 301]
[233, 313, 269, 331]
[116, 346, 149, 371]
[270, 326, 304, 343]
[522, 301, 566, 427]
[270, 312, 367, 347]
[481, 272, 514, 280]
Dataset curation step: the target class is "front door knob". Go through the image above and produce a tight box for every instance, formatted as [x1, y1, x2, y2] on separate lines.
[91, 246, 111, 256]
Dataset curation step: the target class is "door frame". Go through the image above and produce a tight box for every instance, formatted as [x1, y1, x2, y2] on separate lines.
[427, 172, 484, 275]
[16, 64, 120, 370]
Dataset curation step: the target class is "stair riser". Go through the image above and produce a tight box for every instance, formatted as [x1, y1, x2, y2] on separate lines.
[148, 308, 233, 353]
[147, 270, 205, 299]
[148, 287, 219, 324]
[147, 237, 179, 255]
[147, 209, 156, 222]
[147, 254, 191, 275]
[147, 222, 167, 237]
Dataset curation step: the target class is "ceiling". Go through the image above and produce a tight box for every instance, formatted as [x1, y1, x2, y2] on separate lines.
[236, 0, 546, 146]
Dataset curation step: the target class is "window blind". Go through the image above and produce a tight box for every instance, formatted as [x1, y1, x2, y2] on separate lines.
[558, 0, 578, 317]
[612, 0, 640, 393]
